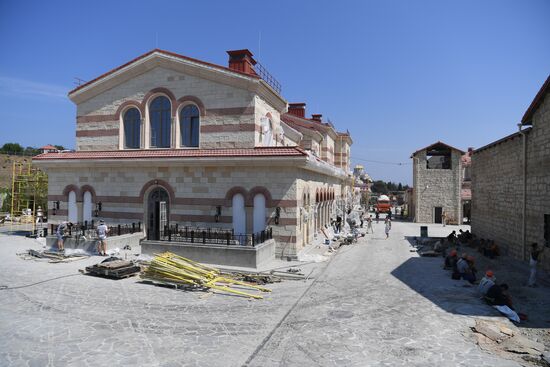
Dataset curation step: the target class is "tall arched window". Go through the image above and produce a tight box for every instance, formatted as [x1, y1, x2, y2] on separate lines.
[149, 96, 171, 148]
[180, 105, 200, 147]
[68, 191, 78, 223]
[232, 194, 246, 235]
[253, 194, 266, 233]
[123, 108, 141, 148]
[83, 191, 93, 223]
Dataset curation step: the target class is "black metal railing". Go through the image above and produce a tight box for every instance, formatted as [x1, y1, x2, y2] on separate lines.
[50, 221, 141, 239]
[152, 225, 273, 247]
[254, 62, 282, 95]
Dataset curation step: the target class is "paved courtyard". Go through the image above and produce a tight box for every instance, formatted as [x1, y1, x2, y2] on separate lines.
[0, 220, 543, 366]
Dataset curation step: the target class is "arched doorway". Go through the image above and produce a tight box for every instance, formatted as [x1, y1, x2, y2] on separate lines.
[148, 187, 169, 240]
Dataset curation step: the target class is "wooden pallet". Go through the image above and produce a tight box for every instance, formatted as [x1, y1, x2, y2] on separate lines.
[84, 260, 141, 279]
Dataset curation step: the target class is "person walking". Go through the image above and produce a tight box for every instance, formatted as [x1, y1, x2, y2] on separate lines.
[366, 215, 373, 234]
[385, 217, 392, 239]
[527, 242, 544, 287]
[375, 211, 380, 224]
[442, 211, 447, 227]
[96, 220, 109, 256]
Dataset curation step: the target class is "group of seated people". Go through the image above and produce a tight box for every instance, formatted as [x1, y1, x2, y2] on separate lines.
[446, 230, 500, 259]
[444, 250, 516, 311]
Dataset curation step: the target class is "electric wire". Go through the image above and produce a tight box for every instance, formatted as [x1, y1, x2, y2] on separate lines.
[0, 273, 81, 291]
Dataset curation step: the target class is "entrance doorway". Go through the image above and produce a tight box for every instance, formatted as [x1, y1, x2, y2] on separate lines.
[434, 207, 443, 224]
[148, 187, 169, 240]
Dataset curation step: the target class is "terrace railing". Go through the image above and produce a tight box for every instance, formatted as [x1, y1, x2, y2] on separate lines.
[152, 225, 273, 247]
[50, 222, 142, 239]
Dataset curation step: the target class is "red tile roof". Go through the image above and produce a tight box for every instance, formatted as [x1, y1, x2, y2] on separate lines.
[521, 74, 550, 125]
[33, 147, 307, 161]
[69, 49, 260, 96]
[40, 145, 57, 150]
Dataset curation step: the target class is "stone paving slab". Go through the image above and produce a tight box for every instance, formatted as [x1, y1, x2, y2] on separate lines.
[0, 221, 538, 366]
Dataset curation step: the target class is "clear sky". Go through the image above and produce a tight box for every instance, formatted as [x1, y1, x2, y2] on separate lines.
[1, 0, 548, 184]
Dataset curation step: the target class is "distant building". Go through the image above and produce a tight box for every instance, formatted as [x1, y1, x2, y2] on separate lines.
[410, 141, 466, 224]
[40, 145, 58, 154]
[472, 75, 550, 270]
[352, 164, 372, 207]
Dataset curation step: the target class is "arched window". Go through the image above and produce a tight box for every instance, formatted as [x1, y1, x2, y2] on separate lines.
[68, 191, 77, 223]
[232, 194, 246, 235]
[253, 194, 266, 233]
[123, 108, 141, 148]
[83, 191, 93, 223]
[149, 96, 171, 148]
[180, 105, 200, 147]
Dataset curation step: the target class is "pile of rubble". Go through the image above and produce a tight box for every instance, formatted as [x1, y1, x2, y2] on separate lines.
[471, 319, 549, 366]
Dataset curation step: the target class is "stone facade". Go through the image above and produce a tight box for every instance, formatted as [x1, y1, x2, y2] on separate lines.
[411, 143, 463, 223]
[472, 79, 550, 271]
[35, 49, 353, 259]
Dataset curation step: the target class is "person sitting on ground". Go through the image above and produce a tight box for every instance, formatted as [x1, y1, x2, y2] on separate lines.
[446, 230, 457, 245]
[478, 270, 496, 296]
[484, 240, 500, 259]
[444, 249, 458, 270]
[486, 283, 513, 309]
[456, 253, 476, 284]
[477, 239, 487, 254]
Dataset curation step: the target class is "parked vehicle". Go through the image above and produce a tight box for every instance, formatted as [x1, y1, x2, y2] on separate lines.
[375, 195, 392, 214]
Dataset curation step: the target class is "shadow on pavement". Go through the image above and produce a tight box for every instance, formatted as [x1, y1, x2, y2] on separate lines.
[390, 254, 550, 329]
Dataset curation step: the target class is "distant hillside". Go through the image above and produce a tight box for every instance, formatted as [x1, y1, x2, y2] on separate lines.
[0, 154, 35, 190]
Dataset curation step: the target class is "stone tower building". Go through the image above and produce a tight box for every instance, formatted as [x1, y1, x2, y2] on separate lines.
[411, 142, 464, 224]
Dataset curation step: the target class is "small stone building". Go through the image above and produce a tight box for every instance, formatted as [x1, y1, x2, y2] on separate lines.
[33, 48, 353, 259]
[411, 142, 464, 224]
[472, 75, 550, 270]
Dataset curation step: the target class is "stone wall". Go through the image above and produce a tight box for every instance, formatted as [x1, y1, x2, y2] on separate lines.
[413, 150, 462, 223]
[45, 161, 345, 258]
[472, 92, 550, 271]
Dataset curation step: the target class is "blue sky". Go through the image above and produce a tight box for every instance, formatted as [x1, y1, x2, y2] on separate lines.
[1, 0, 548, 184]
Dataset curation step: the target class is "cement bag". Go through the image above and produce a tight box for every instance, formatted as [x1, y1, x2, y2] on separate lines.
[493, 305, 520, 323]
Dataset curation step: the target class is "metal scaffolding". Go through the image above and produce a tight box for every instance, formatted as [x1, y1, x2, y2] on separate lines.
[9, 161, 48, 235]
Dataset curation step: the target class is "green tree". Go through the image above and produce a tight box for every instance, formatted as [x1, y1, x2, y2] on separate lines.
[54, 145, 65, 151]
[371, 180, 388, 194]
[0, 143, 23, 154]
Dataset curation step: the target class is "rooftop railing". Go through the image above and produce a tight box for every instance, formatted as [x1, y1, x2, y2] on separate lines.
[254, 61, 282, 95]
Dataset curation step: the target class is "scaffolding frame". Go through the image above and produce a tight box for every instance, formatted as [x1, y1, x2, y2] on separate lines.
[9, 161, 48, 235]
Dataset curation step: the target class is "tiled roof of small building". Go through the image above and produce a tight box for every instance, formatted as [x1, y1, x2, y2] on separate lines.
[40, 145, 57, 150]
[33, 147, 307, 160]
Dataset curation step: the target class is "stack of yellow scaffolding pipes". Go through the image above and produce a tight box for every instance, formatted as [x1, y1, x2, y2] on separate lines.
[142, 252, 271, 299]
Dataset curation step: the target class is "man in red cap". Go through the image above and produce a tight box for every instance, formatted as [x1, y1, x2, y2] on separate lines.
[478, 270, 496, 295]
[444, 249, 458, 270]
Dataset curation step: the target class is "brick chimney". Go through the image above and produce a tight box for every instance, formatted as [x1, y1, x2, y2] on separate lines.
[311, 114, 322, 122]
[227, 49, 257, 75]
[288, 103, 306, 118]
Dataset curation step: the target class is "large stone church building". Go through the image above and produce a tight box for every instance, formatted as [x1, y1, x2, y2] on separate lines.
[34, 48, 353, 258]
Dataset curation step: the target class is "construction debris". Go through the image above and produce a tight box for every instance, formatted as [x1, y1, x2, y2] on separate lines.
[471, 319, 548, 364]
[19, 249, 89, 263]
[83, 258, 141, 279]
[142, 252, 271, 299]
